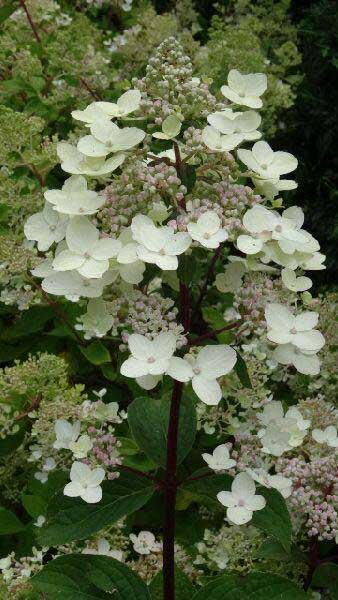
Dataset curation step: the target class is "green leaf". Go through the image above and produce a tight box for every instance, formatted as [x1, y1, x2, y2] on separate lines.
[234, 352, 252, 389]
[37, 470, 154, 546]
[312, 562, 338, 599]
[0, 2, 18, 25]
[256, 538, 290, 561]
[149, 566, 195, 599]
[22, 494, 46, 519]
[0, 424, 26, 456]
[182, 469, 232, 509]
[252, 488, 292, 552]
[191, 571, 307, 599]
[80, 340, 111, 365]
[181, 164, 197, 194]
[0, 507, 24, 535]
[128, 395, 197, 468]
[1, 306, 55, 340]
[32, 554, 150, 599]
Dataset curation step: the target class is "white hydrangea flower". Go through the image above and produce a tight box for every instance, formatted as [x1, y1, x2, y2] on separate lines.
[217, 472, 266, 525]
[120, 332, 177, 378]
[312, 426, 338, 447]
[247, 468, 292, 498]
[215, 261, 246, 293]
[78, 120, 145, 158]
[153, 114, 182, 140]
[35, 457, 56, 484]
[53, 217, 121, 279]
[131, 214, 191, 270]
[82, 538, 123, 561]
[57, 141, 125, 176]
[72, 90, 141, 123]
[64, 461, 105, 503]
[253, 176, 297, 199]
[69, 434, 93, 459]
[168, 345, 237, 405]
[238, 141, 297, 180]
[281, 268, 312, 292]
[136, 374, 162, 391]
[24, 202, 68, 251]
[202, 444, 236, 472]
[221, 70, 267, 108]
[187, 211, 228, 249]
[202, 126, 243, 152]
[237, 205, 316, 257]
[45, 175, 104, 216]
[206, 110, 261, 148]
[41, 270, 115, 299]
[265, 303, 325, 353]
[129, 531, 161, 555]
[34, 515, 46, 528]
[53, 419, 81, 450]
[110, 227, 146, 284]
[257, 401, 311, 456]
[77, 298, 114, 339]
[273, 343, 321, 375]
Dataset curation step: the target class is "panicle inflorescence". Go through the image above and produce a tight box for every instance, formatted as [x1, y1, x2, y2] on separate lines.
[133, 37, 218, 123]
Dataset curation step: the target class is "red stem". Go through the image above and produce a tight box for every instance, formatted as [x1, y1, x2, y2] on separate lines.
[194, 244, 224, 318]
[163, 380, 183, 600]
[186, 320, 241, 346]
[19, 0, 41, 44]
[162, 140, 193, 598]
[118, 464, 163, 487]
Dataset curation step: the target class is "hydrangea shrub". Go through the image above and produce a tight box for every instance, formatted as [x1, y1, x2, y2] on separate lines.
[0, 4, 337, 600]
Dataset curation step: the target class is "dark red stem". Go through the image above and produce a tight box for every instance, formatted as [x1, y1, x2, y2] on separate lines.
[194, 244, 224, 317]
[186, 320, 241, 346]
[163, 380, 183, 600]
[19, 0, 41, 44]
[119, 464, 163, 487]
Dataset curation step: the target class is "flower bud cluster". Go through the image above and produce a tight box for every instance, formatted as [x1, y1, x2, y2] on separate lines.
[107, 288, 186, 349]
[277, 455, 338, 540]
[233, 272, 292, 339]
[176, 179, 261, 240]
[98, 160, 185, 236]
[133, 37, 218, 123]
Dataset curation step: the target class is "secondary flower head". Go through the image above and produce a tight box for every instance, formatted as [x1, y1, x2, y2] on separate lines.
[78, 120, 145, 158]
[221, 70, 267, 108]
[265, 303, 325, 353]
[247, 468, 292, 498]
[131, 214, 191, 270]
[57, 142, 125, 176]
[257, 401, 311, 455]
[187, 211, 228, 249]
[202, 444, 236, 472]
[129, 531, 161, 555]
[69, 434, 93, 459]
[53, 217, 121, 279]
[312, 425, 338, 447]
[72, 90, 141, 124]
[83, 538, 123, 561]
[238, 141, 297, 180]
[205, 109, 261, 149]
[45, 175, 104, 216]
[64, 461, 105, 503]
[217, 472, 266, 524]
[53, 419, 81, 450]
[24, 202, 68, 251]
[121, 331, 177, 378]
[281, 268, 312, 292]
[41, 270, 115, 299]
